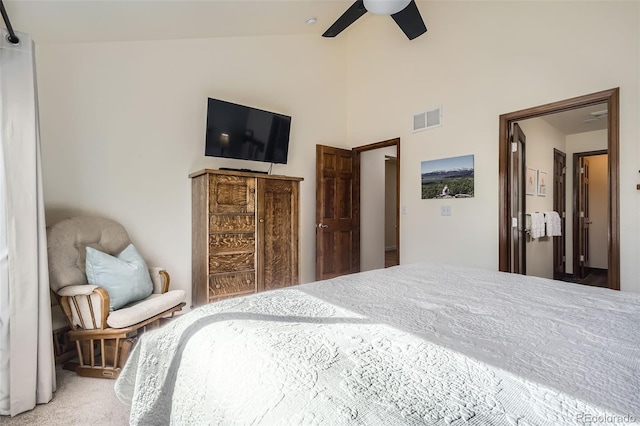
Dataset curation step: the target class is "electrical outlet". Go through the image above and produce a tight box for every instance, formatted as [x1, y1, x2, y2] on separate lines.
[441, 205, 452, 216]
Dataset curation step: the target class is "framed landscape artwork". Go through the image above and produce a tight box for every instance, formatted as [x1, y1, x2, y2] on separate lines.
[421, 154, 474, 199]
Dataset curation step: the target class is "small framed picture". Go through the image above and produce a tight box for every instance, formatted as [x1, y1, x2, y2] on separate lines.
[537, 170, 547, 197]
[526, 168, 537, 196]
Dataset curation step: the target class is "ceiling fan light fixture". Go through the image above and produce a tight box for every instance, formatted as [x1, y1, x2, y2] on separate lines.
[363, 0, 411, 15]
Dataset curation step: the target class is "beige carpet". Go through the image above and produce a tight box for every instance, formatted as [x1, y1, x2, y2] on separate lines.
[0, 367, 130, 425]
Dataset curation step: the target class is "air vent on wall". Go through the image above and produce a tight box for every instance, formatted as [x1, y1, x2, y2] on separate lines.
[413, 106, 443, 132]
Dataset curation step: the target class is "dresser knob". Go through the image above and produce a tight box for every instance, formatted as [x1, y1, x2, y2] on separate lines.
[259, 219, 264, 223]
[246, 280, 251, 284]
[213, 262, 219, 267]
[215, 284, 221, 289]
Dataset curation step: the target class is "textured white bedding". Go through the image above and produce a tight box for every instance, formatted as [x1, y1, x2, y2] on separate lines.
[115, 263, 640, 425]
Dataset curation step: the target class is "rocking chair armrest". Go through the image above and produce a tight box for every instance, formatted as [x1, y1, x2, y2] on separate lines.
[58, 286, 110, 330]
[58, 284, 100, 297]
[149, 267, 170, 294]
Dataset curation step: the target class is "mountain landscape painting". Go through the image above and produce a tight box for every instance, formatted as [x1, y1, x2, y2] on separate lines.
[421, 154, 474, 199]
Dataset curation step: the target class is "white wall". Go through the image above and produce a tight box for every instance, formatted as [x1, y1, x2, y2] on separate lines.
[345, 1, 640, 292]
[361, 145, 397, 271]
[518, 118, 566, 279]
[565, 130, 608, 273]
[36, 35, 348, 305]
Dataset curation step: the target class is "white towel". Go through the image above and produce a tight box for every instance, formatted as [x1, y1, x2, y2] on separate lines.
[545, 211, 562, 236]
[530, 212, 545, 239]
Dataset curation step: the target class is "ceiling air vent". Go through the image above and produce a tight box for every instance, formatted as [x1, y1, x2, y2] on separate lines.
[413, 106, 443, 132]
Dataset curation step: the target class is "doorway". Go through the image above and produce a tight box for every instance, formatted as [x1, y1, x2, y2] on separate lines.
[572, 150, 608, 286]
[315, 138, 401, 280]
[498, 88, 619, 290]
[354, 139, 401, 271]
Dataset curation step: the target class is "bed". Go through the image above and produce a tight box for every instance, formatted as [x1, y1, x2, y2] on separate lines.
[115, 263, 640, 425]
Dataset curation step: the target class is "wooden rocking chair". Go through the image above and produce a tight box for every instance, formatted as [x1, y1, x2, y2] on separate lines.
[47, 216, 185, 379]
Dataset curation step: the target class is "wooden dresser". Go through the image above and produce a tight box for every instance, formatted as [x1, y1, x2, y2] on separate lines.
[190, 169, 303, 306]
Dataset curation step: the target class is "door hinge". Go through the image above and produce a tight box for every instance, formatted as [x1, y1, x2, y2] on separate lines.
[511, 142, 518, 153]
[562, 255, 566, 262]
[580, 167, 584, 174]
[512, 217, 518, 228]
[579, 211, 585, 218]
[562, 167, 566, 174]
[562, 211, 566, 218]
[580, 255, 585, 262]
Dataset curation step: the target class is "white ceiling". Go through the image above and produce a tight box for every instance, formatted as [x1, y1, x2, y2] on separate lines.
[540, 103, 608, 135]
[2, 0, 360, 44]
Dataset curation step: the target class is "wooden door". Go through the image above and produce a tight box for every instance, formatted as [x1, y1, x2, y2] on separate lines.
[552, 149, 566, 279]
[256, 178, 299, 291]
[315, 145, 359, 280]
[511, 123, 526, 275]
[576, 157, 591, 279]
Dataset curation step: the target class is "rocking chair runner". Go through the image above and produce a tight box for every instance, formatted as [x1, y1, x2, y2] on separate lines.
[47, 216, 186, 379]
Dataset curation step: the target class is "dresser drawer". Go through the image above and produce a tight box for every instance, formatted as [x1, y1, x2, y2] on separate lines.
[209, 233, 255, 254]
[209, 272, 255, 297]
[209, 252, 254, 273]
[209, 175, 255, 214]
[209, 215, 255, 233]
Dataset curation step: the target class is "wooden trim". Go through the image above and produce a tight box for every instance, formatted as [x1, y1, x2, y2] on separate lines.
[353, 150, 361, 273]
[552, 148, 566, 280]
[352, 138, 401, 265]
[352, 138, 400, 153]
[159, 270, 170, 293]
[189, 169, 304, 181]
[499, 88, 620, 290]
[94, 287, 110, 329]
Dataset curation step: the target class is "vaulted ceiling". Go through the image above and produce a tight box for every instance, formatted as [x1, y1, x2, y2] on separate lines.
[3, 0, 362, 44]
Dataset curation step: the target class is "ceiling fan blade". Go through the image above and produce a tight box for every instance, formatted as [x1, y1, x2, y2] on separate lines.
[391, 0, 427, 40]
[322, 0, 367, 38]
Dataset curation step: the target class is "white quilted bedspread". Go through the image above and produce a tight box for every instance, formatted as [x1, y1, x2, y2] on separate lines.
[115, 263, 640, 425]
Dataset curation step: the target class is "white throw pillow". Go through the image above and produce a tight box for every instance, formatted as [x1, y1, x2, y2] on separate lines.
[85, 244, 153, 311]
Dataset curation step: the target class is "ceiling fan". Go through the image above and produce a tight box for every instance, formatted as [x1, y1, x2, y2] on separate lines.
[323, 0, 427, 40]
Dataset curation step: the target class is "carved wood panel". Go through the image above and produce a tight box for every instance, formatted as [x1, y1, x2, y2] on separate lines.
[209, 233, 255, 254]
[209, 175, 255, 213]
[209, 272, 255, 299]
[257, 179, 299, 292]
[209, 214, 255, 233]
[209, 252, 255, 273]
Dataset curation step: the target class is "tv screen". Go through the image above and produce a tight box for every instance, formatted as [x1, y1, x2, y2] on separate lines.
[205, 98, 291, 164]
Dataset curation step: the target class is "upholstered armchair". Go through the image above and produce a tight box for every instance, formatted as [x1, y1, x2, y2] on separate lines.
[47, 216, 185, 379]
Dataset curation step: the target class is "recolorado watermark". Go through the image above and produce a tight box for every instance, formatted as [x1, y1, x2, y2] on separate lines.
[576, 413, 636, 424]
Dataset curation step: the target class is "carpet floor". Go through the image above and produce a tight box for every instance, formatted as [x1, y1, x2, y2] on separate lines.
[0, 366, 130, 425]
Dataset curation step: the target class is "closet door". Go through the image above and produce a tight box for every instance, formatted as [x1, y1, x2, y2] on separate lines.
[256, 178, 299, 292]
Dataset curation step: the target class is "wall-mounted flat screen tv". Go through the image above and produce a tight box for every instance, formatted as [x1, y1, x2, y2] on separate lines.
[205, 98, 291, 164]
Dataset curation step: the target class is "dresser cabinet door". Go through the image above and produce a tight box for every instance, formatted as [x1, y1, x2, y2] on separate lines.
[256, 179, 299, 291]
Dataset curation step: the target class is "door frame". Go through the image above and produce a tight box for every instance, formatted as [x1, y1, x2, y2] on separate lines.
[353, 138, 401, 265]
[572, 149, 607, 280]
[552, 148, 566, 280]
[498, 88, 619, 290]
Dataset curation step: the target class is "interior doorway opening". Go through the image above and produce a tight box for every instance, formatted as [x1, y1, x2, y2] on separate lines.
[355, 139, 400, 272]
[498, 88, 619, 290]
